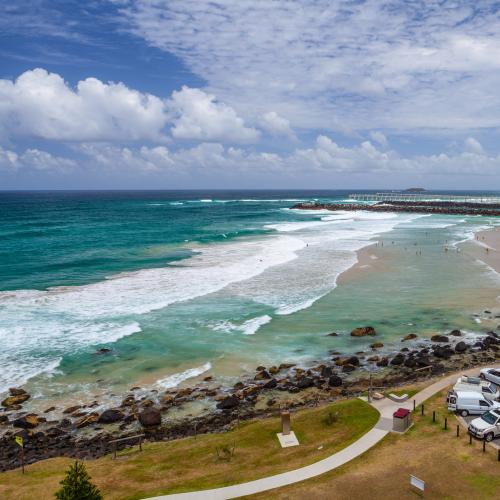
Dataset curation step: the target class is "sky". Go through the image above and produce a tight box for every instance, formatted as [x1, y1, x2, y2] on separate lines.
[1, 0, 500, 190]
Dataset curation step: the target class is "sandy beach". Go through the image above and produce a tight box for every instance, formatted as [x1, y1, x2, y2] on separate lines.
[474, 227, 500, 274]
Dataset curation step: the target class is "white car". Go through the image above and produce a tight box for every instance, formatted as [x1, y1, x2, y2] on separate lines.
[468, 409, 500, 442]
[480, 368, 500, 386]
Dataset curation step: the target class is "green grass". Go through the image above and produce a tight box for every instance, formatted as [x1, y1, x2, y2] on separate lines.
[0, 398, 379, 500]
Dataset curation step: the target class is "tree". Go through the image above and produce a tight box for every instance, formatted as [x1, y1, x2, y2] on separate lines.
[55, 461, 102, 500]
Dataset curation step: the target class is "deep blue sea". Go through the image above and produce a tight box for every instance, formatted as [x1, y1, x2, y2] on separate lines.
[1, 190, 499, 409]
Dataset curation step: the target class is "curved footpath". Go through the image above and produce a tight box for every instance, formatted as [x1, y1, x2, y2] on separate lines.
[147, 363, 500, 500]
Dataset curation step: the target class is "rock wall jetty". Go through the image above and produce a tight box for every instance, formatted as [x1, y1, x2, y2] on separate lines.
[292, 200, 500, 216]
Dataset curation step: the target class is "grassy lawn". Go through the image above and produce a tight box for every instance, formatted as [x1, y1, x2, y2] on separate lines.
[251, 389, 500, 500]
[0, 398, 378, 500]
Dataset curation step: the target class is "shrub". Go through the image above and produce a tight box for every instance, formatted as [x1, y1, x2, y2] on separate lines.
[55, 461, 102, 500]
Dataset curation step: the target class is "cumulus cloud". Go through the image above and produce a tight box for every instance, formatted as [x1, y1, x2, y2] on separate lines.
[0, 146, 76, 172]
[122, 0, 500, 132]
[464, 137, 484, 154]
[260, 112, 296, 139]
[75, 135, 500, 178]
[0, 68, 168, 142]
[369, 131, 388, 147]
[168, 86, 260, 143]
[0, 69, 260, 145]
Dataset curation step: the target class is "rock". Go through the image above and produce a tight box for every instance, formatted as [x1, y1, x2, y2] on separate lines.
[76, 413, 99, 428]
[351, 326, 376, 337]
[12, 414, 40, 429]
[138, 407, 162, 427]
[328, 375, 343, 387]
[216, 395, 240, 410]
[449, 329, 462, 337]
[401, 347, 409, 352]
[326, 332, 338, 336]
[433, 346, 453, 359]
[256, 366, 266, 371]
[370, 342, 384, 349]
[95, 348, 112, 354]
[342, 364, 356, 373]
[402, 333, 418, 341]
[203, 376, 213, 382]
[98, 409, 124, 424]
[455, 341, 467, 353]
[263, 378, 278, 389]
[254, 370, 271, 380]
[121, 395, 136, 407]
[160, 395, 174, 405]
[0, 415, 8, 424]
[367, 356, 379, 362]
[278, 363, 295, 370]
[44, 406, 56, 413]
[63, 405, 82, 414]
[376, 357, 389, 367]
[233, 382, 245, 390]
[390, 354, 405, 365]
[321, 366, 333, 378]
[346, 356, 360, 366]
[269, 366, 279, 375]
[431, 335, 449, 343]
[8, 388, 26, 396]
[404, 358, 417, 368]
[296, 377, 314, 389]
[1, 393, 30, 408]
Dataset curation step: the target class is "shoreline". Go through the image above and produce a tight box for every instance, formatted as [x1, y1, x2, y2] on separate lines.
[474, 227, 500, 274]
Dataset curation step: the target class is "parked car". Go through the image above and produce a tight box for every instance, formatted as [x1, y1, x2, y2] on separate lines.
[480, 368, 500, 386]
[447, 390, 500, 417]
[468, 409, 500, 442]
[454, 375, 500, 400]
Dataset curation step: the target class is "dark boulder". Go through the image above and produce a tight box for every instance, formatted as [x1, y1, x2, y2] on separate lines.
[296, 377, 314, 389]
[216, 395, 240, 410]
[12, 414, 40, 429]
[138, 407, 162, 427]
[8, 388, 27, 396]
[98, 409, 125, 424]
[321, 366, 333, 378]
[390, 354, 405, 366]
[449, 330, 462, 337]
[328, 375, 343, 387]
[342, 364, 356, 373]
[263, 378, 278, 389]
[455, 341, 467, 353]
[431, 335, 449, 343]
[376, 357, 389, 367]
[402, 333, 418, 341]
[327, 332, 338, 336]
[254, 370, 271, 380]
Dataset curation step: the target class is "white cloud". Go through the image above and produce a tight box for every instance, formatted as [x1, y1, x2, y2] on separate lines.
[464, 137, 484, 154]
[0, 146, 76, 172]
[75, 135, 500, 179]
[123, 1, 500, 133]
[168, 86, 260, 143]
[260, 112, 296, 139]
[0, 68, 168, 142]
[369, 131, 388, 147]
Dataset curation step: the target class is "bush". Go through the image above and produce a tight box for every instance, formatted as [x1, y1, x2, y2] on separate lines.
[322, 411, 339, 426]
[55, 461, 102, 500]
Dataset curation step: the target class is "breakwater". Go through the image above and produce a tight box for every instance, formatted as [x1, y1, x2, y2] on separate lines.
[292, 201, 500, 216]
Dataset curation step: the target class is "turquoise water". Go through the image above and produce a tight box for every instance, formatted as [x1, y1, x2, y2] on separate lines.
[0, 191, 499, 407]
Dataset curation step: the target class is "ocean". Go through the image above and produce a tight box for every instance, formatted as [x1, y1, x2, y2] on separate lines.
[1, 190, 499, 409]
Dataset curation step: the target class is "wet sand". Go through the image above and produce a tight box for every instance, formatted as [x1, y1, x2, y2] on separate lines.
[475, 227, 500, 274]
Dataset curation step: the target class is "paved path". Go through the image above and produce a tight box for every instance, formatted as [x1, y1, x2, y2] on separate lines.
[147, 363, 500, 500]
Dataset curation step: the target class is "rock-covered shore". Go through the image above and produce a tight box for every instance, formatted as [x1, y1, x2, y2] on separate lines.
[1, 327, 499, 472]
[291, 201, 500, 216]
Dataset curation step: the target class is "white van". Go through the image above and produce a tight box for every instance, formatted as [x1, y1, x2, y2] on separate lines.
[447, 390, 500, 417]
[468, 409, 500, 442]
[454, 375, 500, 400]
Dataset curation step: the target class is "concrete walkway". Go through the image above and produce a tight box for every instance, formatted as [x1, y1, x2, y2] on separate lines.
[147, 363, 500, 500]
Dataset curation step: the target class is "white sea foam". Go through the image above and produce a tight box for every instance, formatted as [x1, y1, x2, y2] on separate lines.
[239, 315, 272, 335]
[155, 362, 212, 389]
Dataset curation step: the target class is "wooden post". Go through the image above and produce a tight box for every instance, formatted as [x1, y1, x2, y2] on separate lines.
[421, 404, 424, 416]
[281, 411, 291, 436]
[113, 442, 117, 460]
[483, 441, 486, 453]
[444, 417, 447, 430]
[20, 446, 24, 474]
[432, 411, 436, 423]
[413, 400, 416, 411]
[139, 436, 143, 452]
[456, 425, 459, 437]
[498, 449, 500, 462]
[469, 434, 472, 445]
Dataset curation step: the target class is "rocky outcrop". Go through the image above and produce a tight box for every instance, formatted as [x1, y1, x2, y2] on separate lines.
[1, 392, 30, 408]
[328, 375, 343, 387]
[402, 333, 418, 341]
[431, 335, 449, 343]
[351, 326, 376, 337]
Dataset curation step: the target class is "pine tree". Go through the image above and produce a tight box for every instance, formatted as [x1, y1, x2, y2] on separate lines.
[55, 461, 102, 500]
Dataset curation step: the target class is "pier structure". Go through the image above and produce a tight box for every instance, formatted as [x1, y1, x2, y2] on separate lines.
[348, 193, 500, 204]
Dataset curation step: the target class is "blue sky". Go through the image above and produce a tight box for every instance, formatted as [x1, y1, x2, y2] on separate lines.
[1, 0, 500, 189]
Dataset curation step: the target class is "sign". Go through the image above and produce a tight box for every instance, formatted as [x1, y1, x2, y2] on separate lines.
[410, 475, 425, 492]
[15, 436, 23, 448]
